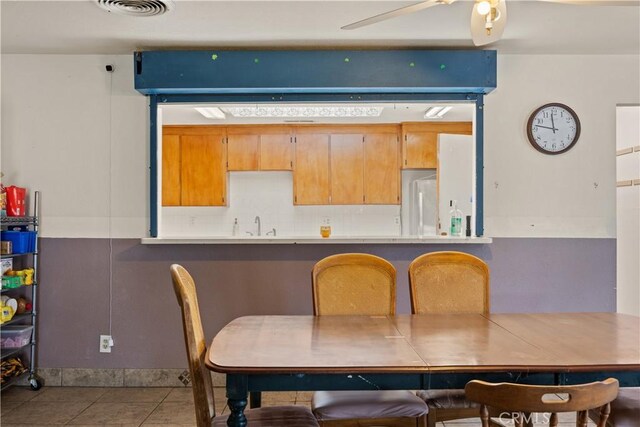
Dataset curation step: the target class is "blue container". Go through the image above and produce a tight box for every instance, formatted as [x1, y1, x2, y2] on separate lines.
[0, 231, 31, 254]
[27, 231, 37, 253]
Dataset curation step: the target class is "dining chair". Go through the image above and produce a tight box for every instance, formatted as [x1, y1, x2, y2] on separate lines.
[310, 253, 428, 427]
[170, 264, 320, 427]
[408, 251, 489, 315]
[465, 378, 620, 427]
[312, 253, 397, 316]
[589, 388, 640, 427]
[408, 251, 489, 427]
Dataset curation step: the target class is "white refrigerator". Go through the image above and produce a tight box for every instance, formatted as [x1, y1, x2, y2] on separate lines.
[401, 133, 475, 237]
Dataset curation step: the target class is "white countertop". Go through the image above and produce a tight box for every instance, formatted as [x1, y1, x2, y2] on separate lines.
[141, 236, 492, 244]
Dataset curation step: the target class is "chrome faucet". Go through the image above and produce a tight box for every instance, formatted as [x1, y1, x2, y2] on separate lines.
[255, 216, 261, 236]
[266, 228, 276, 237]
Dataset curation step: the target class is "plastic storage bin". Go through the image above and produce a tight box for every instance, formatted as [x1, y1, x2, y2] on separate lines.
[0, 231, 36, 254]
[0, 325, 33, 348]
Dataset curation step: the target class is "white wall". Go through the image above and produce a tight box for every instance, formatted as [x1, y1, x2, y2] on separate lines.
[1, 54, 148, 238]
[2, 53, 639, 239]
[484, 54, 640, 238]
[616, 105, 640, 316]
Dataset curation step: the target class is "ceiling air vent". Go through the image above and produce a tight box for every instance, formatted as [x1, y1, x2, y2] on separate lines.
[97, 0, 174, 17]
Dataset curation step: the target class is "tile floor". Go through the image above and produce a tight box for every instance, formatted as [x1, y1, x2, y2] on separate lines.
[0, 386, 597, 426]
[1, 387, 310, 426]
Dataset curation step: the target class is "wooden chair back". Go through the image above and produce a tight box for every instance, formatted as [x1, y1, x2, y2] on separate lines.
[409, 251, 489, 315]
[312, 253, 396, 316]
[465, 379, 619, 427]
[170, 264, 216, 427]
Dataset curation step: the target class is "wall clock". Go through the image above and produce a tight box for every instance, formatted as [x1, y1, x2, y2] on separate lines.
[526, 103, 581, 155]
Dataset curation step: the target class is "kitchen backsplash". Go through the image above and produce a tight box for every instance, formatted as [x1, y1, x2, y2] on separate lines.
[161, 172, 401, 237]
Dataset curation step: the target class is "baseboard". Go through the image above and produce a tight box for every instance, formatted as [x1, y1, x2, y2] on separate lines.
[28, 368, 226, 387]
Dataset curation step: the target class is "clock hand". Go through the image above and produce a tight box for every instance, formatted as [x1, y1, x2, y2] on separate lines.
[550, 112, 557, 134]
[534, 125, 557, 130]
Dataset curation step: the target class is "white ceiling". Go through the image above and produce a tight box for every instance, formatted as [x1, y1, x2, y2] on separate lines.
[1, 0, 638, 54]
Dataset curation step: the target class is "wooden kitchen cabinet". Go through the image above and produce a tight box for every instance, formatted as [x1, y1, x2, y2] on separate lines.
[227, 133, 259, 171]
[162, 126, 227, 206]
[294, 133, 330, 205]
[294, 125, 400, 205]
[162, 134, 181, 206]
[226, 126, 292, 171]
[364, 132, 400, 204]
[161, 122, 468, 208]
[402, 122, 472, 169]
[330, 134, 364, 204]
[260, 133, 293, 170]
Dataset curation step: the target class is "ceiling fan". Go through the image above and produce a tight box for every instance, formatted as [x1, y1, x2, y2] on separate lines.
[341, 0, 639, 46]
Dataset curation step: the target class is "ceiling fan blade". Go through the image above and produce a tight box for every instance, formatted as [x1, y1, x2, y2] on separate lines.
[537, 0, 638, 5]
[471, 0, 507, 46]
[341, 0, 456, 30]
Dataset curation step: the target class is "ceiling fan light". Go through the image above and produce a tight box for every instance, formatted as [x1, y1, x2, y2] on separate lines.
[477, 1, 492, 15]
[491, 6, 502, 22]
[485, 14, 494, 33]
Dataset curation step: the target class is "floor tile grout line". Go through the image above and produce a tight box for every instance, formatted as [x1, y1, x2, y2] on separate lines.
[139, 387, 179, 427]
[0, 400, 26, 419]
[62, 390, 106, 426]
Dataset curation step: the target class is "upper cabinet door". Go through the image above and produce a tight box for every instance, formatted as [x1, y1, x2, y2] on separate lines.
[294, 133, 330, 205]
[364, 133, 399, 204]
[162, 134, 181, 206]
[402, 122, 472, 169]
[330, 134, 364, 205]
[181, 132, 227, 206]
[227, 134, 259, 171]
[260, 133, 293, 170]
[404, 131, 438, 169]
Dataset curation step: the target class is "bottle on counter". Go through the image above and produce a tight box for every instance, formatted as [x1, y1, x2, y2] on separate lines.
[232, 218, 239, 236]
[449, 200, 463, 237]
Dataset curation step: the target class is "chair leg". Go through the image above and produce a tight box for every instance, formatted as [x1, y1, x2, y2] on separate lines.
[418, 414, 428, 427]
[426, 408, 437, 427]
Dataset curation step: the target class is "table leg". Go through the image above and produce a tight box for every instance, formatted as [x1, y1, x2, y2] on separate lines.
[226, 374, 248, 427]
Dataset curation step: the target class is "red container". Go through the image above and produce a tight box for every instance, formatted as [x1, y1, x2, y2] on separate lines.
[6, 186, 26, 217]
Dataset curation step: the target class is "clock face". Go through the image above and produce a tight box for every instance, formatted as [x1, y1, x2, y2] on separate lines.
[527, 103, 581, 155]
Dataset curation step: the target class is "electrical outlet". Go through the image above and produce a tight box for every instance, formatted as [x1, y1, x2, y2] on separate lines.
[394, 216, 401, 225]
[100, 335, 114, 353]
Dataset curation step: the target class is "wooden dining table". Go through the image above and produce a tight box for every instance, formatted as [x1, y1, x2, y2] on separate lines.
[206, 313, 640, 427]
